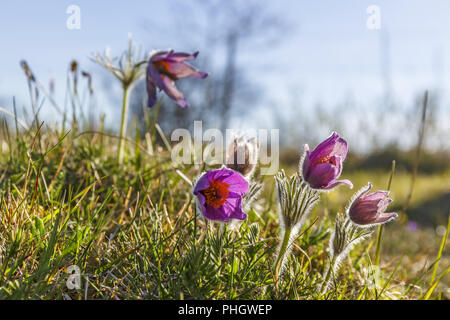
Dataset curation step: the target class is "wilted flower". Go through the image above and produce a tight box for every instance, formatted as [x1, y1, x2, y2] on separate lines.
[300, 132, 353, 190]
[20, 60, 35, 82]
[81, 71, 94, 94]
[70, 60, 78, 95]
[91, 37, 146, 90]
[347, 182, 398, 227]
[193, 167, 248, 222]
[91, 36, 147, 163]
[225, 134, 259, 178]
[146, 50, 208, 108]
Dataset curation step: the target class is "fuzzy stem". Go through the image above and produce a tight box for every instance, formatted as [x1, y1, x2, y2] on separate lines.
[117, 86, 130, 164]
[321, 255, 337, 295]
[274, 226, 292, 279]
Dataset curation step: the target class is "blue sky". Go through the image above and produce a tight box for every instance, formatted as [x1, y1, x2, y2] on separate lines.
[0, 0, 449, 148]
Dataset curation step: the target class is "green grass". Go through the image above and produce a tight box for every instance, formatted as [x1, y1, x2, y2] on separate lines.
[0, 119, 448, 300]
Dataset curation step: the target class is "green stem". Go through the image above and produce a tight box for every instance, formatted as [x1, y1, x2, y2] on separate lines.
[117, 86, 130, 164]
[374, 160, 396, 266]
[374, 225, 383, 265]
[274, 226, 292, 279]
[321, 255, 337, 295]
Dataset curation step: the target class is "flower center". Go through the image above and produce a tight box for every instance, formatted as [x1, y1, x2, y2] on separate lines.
[202, 179, 230, 208]
[153, 60, 173, 76]
[313, 155, 333, 167]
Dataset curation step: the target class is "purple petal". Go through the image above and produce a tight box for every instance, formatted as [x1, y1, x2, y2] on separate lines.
[359, 183, 373, 196]
[301, 144, 311, 176]
[223, 196, 247, 220]
[220, 174, 248, 195]
[363, 191, 390, 201]
[165, 61, 208, 79]
[304, 162, 340, 189]
[166, 51, 199, 62]
[202, 204, 230, 222]
[372, 212, 398, 225]
[193, 173, 211, 194]
[310, 132, 348, 162]
[323, 179, 354, 190]
[160, 75, 189, 108]
[149, 50, 174, 62]
[377, 197, 393, 212]
[146, 63, 165, 89]
[146, 76, 157, 108]
[207, 166, 233, 181]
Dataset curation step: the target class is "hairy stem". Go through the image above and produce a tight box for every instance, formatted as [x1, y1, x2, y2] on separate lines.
[321, 255, 337, 295]
[118, 86, 130, 164]
[274, 226, 292, 280]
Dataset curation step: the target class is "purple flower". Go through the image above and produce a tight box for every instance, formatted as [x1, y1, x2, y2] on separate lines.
[193, 167, 249, 222]
[407, 221, 419, 232]
[348, 183, 398, 227]
[146, 50, 208, 108]
[300, 132, 353, 190]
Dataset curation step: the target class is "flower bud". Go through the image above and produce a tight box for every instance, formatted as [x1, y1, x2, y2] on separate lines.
[347, 183, 398, 227]
[226, 135, 259, 178]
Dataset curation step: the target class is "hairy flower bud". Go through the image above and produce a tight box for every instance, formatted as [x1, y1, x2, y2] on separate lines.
[226, 135, 259, 178]
[347, 183, 398, 227]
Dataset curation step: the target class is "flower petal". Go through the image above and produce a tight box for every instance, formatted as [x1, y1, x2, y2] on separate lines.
[363, 191, 390, 201]
[160, 75, 189, 108]
[221, 174, 248, 195]
[149, 50, 174, 62]
[166, 61, 208, 79]
[146, 76, 157, 108]
[372, 212, 398, 225]
[166, 51, 199, 62]
[323, 179, 353, 190]
[147, 63, 165, 89]
[304, 162, 340, 189]
[193, 173, 211, 194]
[310, 132, 348, 161]
[202, 204, 230, 222]
[223, 196, 247, 220]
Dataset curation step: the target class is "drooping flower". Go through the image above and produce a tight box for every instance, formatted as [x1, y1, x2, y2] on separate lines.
[347, 182, 398, 227]
[321, 182, 398, 294]
[300, 132, 353, 190]
[225, 134, 259, 178]
[193, 167, 249, 222]
[146, 50, 208, 108]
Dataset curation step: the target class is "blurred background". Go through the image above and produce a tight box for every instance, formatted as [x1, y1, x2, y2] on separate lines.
[0, 0, 448, 252]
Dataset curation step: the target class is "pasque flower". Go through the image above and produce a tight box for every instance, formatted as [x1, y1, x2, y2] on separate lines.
[300, 132, 353, 190]
[193, 167, 248, 222]
[321, 183, 398, 294]
[146, 50, 208, 108]
[225, 134, 259, 178]
[348, 182, 398, 227]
